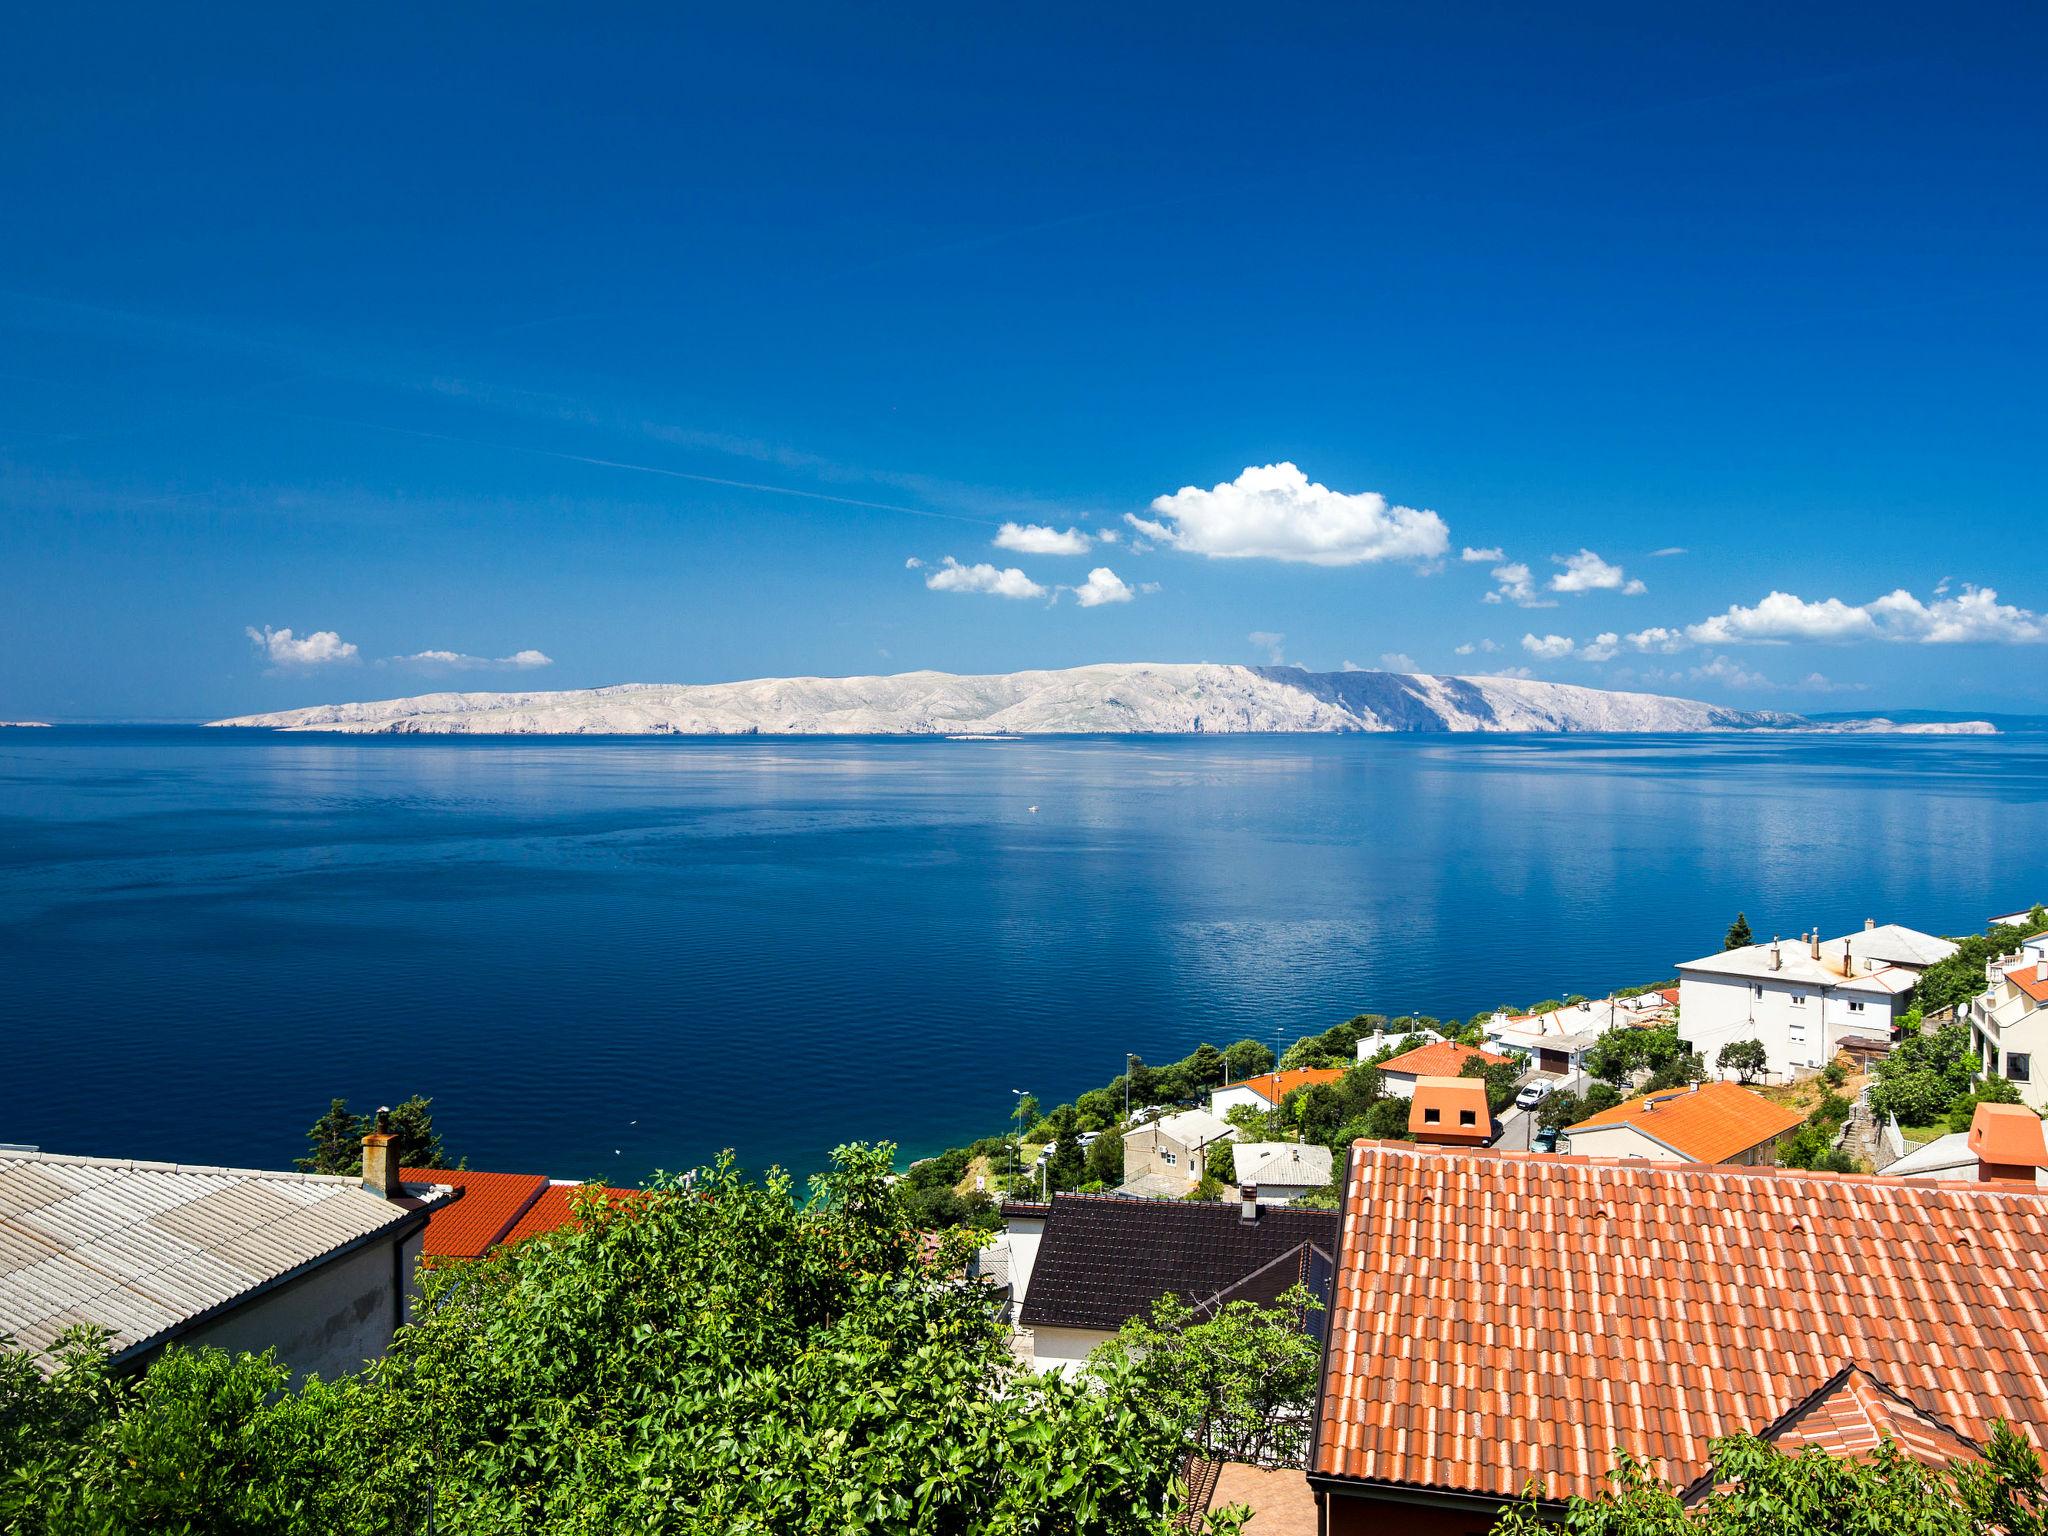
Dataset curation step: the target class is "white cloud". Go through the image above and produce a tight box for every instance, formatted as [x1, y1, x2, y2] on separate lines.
[1248, 631, 1287, 663]
[904, 556, 925, 569]
[995, 522, 1093, 556]
[1096, 527, 1121, 545]
[1477, 665, 1535, 679]
[1379, 652, 1419, 672]
[1651, 547, 1688, 557]
[1132, 462, 1449, 566]
[1453, 639, 1501, 656]
[1549, 548, 1644, 596]
[924, 557, 1048, 600]
[1684, 585, 2044, 646]
[1481, 561, 1554, 608]
[1866, 586, 2044, 643]
[1626, 626, 1690, 654]
[1578, 632, 1621, 663]
[1689, 655, 1773, 690]
[1461, 546, 1505, 563]
[1072, 567, 1136, 607]
[1686, 591, 1875, 645]
[1521, 633, 1577, 660]
[394, 648, 554, 671]
[246, 625, 358, 667]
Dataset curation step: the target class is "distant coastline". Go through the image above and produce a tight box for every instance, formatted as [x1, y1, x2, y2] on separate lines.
[205, 662, 1998, 738]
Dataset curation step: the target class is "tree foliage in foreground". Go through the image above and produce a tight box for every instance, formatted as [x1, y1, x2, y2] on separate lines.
[1091, 1286, 1324, 1471]
[2, 1145, 1236, 1536]
[1491, 1425, 2046, 1535]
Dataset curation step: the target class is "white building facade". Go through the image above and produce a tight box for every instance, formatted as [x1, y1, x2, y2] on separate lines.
[1964, 937, 2048, 1112]
[1677, 921, 1955, 1079]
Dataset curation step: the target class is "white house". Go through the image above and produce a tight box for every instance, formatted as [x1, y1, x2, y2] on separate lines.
[1355, 1026, 1443, 1063]
[1230, 1142, 1334, 1204]
[0, 1127, 452, 1381]
[1676, 920, 1956, 1079]
[1964, 941, 2048, 1112]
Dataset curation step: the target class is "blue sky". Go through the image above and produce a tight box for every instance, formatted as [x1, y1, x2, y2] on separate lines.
[2, 4, 2044, 719]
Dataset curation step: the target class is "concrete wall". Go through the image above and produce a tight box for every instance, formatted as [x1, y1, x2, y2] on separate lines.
[1122, 1123, 1203, 1192]
[1567, 1119, 1777, 1167]
[1209, 1084, 1271, 1118]
[139, 1228, 424, 1385]
[1026, 1323, 1112, 1378]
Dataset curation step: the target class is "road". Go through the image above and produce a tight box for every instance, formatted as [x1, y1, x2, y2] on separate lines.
[1494, 1102, 1535, 1152]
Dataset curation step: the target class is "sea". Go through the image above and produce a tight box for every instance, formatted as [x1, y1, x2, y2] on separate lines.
[3, 727, 2044, 1183]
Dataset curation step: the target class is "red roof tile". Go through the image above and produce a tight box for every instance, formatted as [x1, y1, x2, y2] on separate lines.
[1566, 1080, 1806, 1164]
[2006, 961, 2048, 1005]
[1374, 1040, 1510, 1079]
[1313, 1142, 2048, 1504]
[400, 1167, 548, 1258]
[1226, 1068, 1346, 1105]
[499, 1182, 643, 1246]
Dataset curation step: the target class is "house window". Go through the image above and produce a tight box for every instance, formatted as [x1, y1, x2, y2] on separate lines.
[1459, 1109, 1476, 1127]
[1847, 1000, 1865, 1013]
[2010, 1054, 2032, 1085]
[1790, 993, 1806, 1006]
[1160, 1151, 1176, 1166]
[1423, 1107, 1441, 1124]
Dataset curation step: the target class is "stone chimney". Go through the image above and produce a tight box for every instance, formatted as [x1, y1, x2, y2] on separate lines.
[1770, 937, 1782, 971]
[1865, 917, 1876, 930]
[361, 1106, 402, 1200]
[1809, 928, 1822, 961]
[1238, 1183, 1260, 1223]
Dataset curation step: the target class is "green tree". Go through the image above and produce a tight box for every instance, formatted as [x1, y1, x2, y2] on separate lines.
[1492, 1423, 2047, 1535]
[3, 1146, 1241, 1536]
[1084, 1128, 1125, 1188]
[1044, 1105, 1088, 1192]
[1091, 1287, 1324, 1469]
[1716, 1039, 1768, 1085]
[1221, 1039, 1276, 1081]
[1945, 1075, 2026, 1134]
[1723, 912, 1754, 950]
[1915, 911, 2048, 1016]
[1362, 1097, 1410, 1140]
[1185, 1043, 1226, 1090]
[297, 1098, 364, 1175]
[384, 1094, 448, 1169]
[1206, 1140, 1237, 1186]
[1869, 1023, 1979, 1126]
[1285, 1083, 1344, 1144]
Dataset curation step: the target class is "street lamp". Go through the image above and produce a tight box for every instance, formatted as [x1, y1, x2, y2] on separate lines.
[1010, 1088, 1029, 1189]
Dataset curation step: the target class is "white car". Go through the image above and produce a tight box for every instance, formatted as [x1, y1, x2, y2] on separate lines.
[1513, 1082, 1552, 1111]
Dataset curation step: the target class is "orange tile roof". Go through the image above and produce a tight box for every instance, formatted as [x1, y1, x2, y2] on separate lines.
[401, 1167, 549, 1258]
[1406, 1077, 1491, 1145]
[1227, 1068, 1346, 1105]
[1312, 1143, 2048, 1505]
[1741, 1367, 1981, 1476]
[1374, 1040, 1510, 1079]
[1565, 1080, 1806, 1164]
[1968, 1102, 2048, 1168]
[2007, 961, 2048, 1004]
[499, 1182, 643, 1246]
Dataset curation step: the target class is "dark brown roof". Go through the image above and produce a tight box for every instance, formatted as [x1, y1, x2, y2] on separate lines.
[1019, 1192, 1338, 1332]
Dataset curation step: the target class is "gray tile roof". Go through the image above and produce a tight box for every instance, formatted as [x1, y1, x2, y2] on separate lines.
[0, 1150, 450, 1369]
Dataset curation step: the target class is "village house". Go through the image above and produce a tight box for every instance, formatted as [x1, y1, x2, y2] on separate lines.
[1353, 1025, 1443, 1062]
[1677, 919, 1955, 1080]
[1207, 1067, 1345, 1120]
[1118, 1107, 1236, 1197]
[1963, 933, 2048, 1112]
[1562, 1079, 1806, 1166]
[1005, 1190, 1336, 1375]
[0, 1118, 453, 1382]
[1887, 1100, 2048, 1187]
[1229, 1141, 1334, 1203]
[1372, 1039, 1513, 1099]
[1307, 1139, 2048, 1532]
[1405, 1077, 1491, 1147]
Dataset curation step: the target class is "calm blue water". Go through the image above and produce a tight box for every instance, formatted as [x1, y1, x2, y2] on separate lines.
[2, 728, 2044, 1182]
